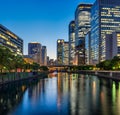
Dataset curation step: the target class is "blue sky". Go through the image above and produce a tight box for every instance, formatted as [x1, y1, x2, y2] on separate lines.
[0, 0, 95, 59]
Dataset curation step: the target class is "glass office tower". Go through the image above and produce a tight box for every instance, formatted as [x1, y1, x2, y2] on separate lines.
[57, 39, 64, 65]
[91, 0, 120, 64]
[69, 21, 75, 65]
[0, 24, 23, 55]
[28, 42, 42, 64]
[63, 42, 69, 65]
[41, 46, 47, 66]
[85, 32, 91, 65]
[75, 4, 92, 65]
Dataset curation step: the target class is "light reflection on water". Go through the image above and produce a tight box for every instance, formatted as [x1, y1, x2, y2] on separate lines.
[0, 73, 120, 115]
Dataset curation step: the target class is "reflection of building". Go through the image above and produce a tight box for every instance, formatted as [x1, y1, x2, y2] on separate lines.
[75, 4, 92, 65]
[28, 42, 42, 65]
[69, 21, 76, 65]
[91, 0, 120, 64]
[57, 39, 64, 65]
[0, 24, 23, 55]
[63, 42, 69, 65]
[41, 46, 47, 66]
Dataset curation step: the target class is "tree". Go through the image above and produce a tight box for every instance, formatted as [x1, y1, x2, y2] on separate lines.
[31, 62, 40, 71]
[40, 66, 48, 71]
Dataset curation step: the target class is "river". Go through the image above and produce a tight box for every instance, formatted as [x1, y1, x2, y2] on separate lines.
[0, 72, 120, 115]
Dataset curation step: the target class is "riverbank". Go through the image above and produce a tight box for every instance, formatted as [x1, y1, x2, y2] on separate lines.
[0, 72, 48, 86]
[67, 70, 120, 81]
[1, 70, 120, 86]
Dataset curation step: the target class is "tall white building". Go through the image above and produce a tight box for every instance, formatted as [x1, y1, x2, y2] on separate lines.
[75, 4, 92, 65]
[69, 21, 76, 65]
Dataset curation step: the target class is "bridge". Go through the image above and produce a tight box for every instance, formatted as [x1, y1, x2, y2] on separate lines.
[48, 65, 69, 72]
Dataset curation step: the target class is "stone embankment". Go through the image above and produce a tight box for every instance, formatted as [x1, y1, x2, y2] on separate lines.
[0, 72, 47, 86]
[74, 70, 120, 81]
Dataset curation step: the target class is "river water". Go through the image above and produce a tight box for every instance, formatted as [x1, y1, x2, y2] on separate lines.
[0, 72, 120, 115]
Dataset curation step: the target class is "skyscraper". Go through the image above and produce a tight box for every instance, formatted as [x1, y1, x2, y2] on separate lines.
[85, 32, 91, 65]
[69, 21, 75, 65]
[75, 4, 92, 65]
[91, 0, 120, 64]
[41, 46, 47, 66]
[57, 39, 64, 65]
[63, 42, 69, 65]
[0, 24, 23, 55]
[105, 32, 120, 60]
[28, 42, 42, 64]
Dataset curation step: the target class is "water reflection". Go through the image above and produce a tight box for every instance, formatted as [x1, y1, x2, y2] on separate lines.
[0, 73, 120, 115]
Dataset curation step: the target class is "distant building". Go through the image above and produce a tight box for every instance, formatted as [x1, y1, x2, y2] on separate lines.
[28, 42, 42, 65]
[91, 0, 120, 64]
[75, 4, 92, 65]
[49, 59, 54, 65]
[57, 39, 64, 65]
[0, 24, 23, 55]
[47, 56, 50, 65]
[69, 21, 75, 65]
[63, 42, 69, 65]
[23, 55, 34, 64]
[41, 46, 47, 66]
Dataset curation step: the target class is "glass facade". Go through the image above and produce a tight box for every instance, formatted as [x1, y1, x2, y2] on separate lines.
[91, 1, 99, 64]
[63, 42, 69, 65]
[91, 0, 120, 64]
[111, 32, 120, 57]
[75, 4, 92, 65]
[57, 39, 64, 65]
[41, 46, 47, 66]
[28, 42, 42, 64]
[0, 24, 23, 55]
[85, 32, 91, 65]
[69, 21, 75, 65]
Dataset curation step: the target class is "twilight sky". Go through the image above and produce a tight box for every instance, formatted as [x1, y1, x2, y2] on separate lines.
[0, 0, 95, 59]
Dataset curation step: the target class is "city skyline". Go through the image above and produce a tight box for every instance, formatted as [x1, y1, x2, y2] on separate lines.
[0, 0, 95, 59]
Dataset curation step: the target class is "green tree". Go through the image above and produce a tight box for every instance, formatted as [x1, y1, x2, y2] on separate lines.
[40, 66, 48, 71]
[32, 62, 40, 71]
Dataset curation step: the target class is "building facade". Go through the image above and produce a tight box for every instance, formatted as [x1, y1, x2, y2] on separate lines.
[69, 21, 76, 65]
[91, 0, 120, 64]
[0, 24, 23, 55]
[57, 39, 64, 65]
[63, 42, 69, 65]
[41, 46, 47, 66]
[28, 42, 42, 65]
[105, 32, 120, 60]
[75, 4, 92, 65]
[85, 32, 91, 65]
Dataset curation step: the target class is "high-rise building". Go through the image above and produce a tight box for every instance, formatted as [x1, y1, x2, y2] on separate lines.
[85, 32, 91, 65]
[0, 24, 23, 55]
[105, 32, 120, 60]
[91, 0, 120, 64]
[41, 46, 47, 66]
[75, 4, 92, 65]
[28, 42, 42, 64]
[63, 42, 69, 65]
[47, 56, 50, 65]
[57, 39, 64, 65]
[69, 21, 76, 65]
